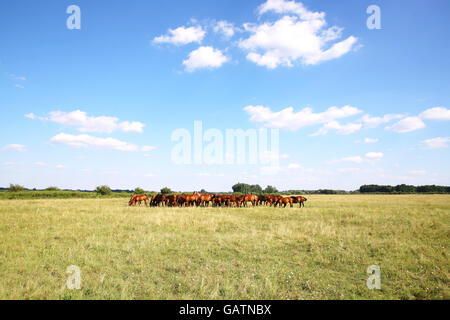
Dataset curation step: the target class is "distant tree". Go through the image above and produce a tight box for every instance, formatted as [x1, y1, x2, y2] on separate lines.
[232, 183, 246, 193]
[45, 186, 60, 191]
[9, 184, 24, 192]
[134, 187, 145, 194]
[263, 185, 278, 194]
[232, 183, 262, 194]
[249, 184, 262, 193]
[394, 184, 416, 193]
[200, 189, 207, 194]
[95, 185, 112, 195]
[160, 187, 172, 194]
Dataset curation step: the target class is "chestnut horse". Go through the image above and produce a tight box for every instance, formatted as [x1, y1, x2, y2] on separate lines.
[276, 196, 293, 208]
[197, 194, 214, 207]
[292, 196, 307, 208]
[129, 194, 149, 207]
[242, 194, 258, 207]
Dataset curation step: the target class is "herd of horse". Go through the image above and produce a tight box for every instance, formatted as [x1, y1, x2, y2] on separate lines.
[128, 192, 307, 208]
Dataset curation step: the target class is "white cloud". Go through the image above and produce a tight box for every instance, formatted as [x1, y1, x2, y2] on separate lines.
[386, 116, 426, 133]
[239, 0, 357, 69]
[153, 26, 206, 45]
[56, 164, 66, 169]
[28, 110, 145, 134]
[364, 138, 378, 143]
[329, 152, 383, 164]
[35, 162, 47, 167]
[141, 145, 156, 152]
[311, 120, 361, 136]
[15, 84, 24, 89]
[361, 114, 404, 128]
[2, 144, 26, 152]
[118, 121, 145, 133]
[258, 0, 325, 20]
[420, 107, 450, 121]
[244, 105, 361, 131]
[213, 20, 236, 38]
[183, 46, 229, 72]
[365, 152, 383, 160]
[49, 133, 155, 152]
[287, 163, 301, 169]
[9, 74, 26, 81]
[421, 137, 450, 149]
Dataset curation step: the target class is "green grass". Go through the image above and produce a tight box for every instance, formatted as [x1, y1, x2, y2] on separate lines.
[0, 195, 448, 300]
[0, 190, 132, 200]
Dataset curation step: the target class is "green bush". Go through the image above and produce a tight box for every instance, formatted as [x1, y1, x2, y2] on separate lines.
[9, 184, 24, 192]
[160, 187, 172, 194]
[134, 187, 145, 194]
[95, 185, 112, 196]
[45, 186, 60, 191]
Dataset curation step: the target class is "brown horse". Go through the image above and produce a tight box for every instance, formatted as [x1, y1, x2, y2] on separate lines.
[276, 196, 293, 208]
[292, 196, 307, 208]
[242, 194, 258, 207]
[184, 192, 201, 207]
[166, 194, 177, 207]
[151, 193, 166, 207]
[269, 195, 282, 207]
[129, 194, 149, 207]
[197, 194, 214, 207]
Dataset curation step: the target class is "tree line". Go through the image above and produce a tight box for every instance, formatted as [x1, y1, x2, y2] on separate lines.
[3, 183, 450, 198]
[359, 184, 450, 194]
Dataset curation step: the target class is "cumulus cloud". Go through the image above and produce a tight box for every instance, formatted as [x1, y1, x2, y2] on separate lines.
[27, 110, 145, 134]
[183, 46, 229, 72]
[311, 120, 362, 136]
[385, 116, 426, 133]
[365, 152, 383, 160]
[420, 107, 450, 121]
[244, 105, 361, 131]
[153, 26, 206, 45]
[421, 137, 450, 149]
[364, 138, 378, 143]
[258, 0, 325, 20]
[2, 144, 26, 152]
[238, 0, 357, 69]
[361, 114, 404, 128]
[25, 113, 36, 119]
[49, 133, 155, 152]
[213, 20, 236, 39]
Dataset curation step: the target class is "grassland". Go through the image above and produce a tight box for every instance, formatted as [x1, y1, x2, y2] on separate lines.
[0, 195, 448, 300]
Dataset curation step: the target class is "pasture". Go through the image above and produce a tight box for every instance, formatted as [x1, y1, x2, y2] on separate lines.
[0, 195, 448, 300]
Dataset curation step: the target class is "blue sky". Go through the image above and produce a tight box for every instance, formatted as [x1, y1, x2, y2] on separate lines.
[1, 0, 449, 191]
